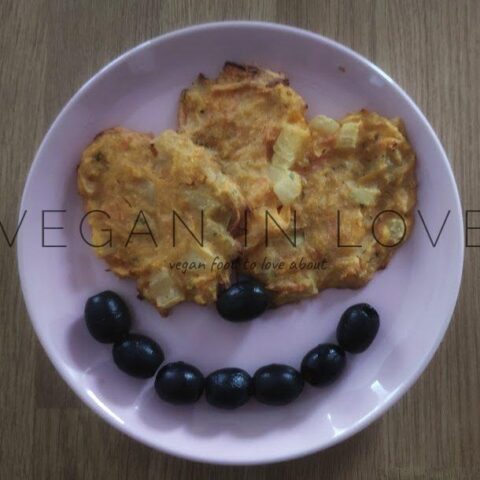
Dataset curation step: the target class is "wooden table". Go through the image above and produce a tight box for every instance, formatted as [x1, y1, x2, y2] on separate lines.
[1, 1, 478, 478]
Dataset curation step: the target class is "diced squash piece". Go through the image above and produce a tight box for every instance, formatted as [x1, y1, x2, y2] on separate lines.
[144, 269, 185, 310]
[272, 170, 302, 206]
[387, 217, 406, 242]
[267, 164, 287, 183]
[394, 188, 410, 213]
[347, 181, 380, 206]
[272, 123, 310, 168]
[336, 122, 360, 149]
[309, 115, 340, 137]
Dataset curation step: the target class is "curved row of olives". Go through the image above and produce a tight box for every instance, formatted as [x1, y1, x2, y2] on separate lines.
[84, 287, 380, 409]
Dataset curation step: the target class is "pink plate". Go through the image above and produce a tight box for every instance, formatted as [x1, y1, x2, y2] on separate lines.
[17, 22, 464, 465]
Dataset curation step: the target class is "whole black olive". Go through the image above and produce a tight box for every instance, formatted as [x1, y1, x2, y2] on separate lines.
[84, 290, 131, 343]
[205, 368, 253, 409]
[155, 362, 204, 405]
[301, 343, 346, 386]
[253, 364, 304, 406]
[337, 303, 380, 353]
[112, 333, 164, 378]
[216, 279, 269, 322]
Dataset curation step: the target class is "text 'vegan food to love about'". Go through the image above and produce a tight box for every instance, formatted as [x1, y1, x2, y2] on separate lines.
[77, 62, 417, 316]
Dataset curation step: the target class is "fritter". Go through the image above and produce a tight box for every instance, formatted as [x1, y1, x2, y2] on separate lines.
[77, 127, 245, 315]
[241, 110, 417, 305]
[178, 62, 310, 245]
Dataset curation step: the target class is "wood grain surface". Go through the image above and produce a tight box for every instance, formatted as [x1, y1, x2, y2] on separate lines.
[1, 0, 478, 478]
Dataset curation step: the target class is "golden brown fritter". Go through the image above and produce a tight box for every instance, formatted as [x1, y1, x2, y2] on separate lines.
[77, 127, 245, 315]
[178, 62, 310, 243]
[241, 110, 417, 305]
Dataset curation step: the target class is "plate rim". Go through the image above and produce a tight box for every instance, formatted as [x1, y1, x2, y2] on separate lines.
[17, 20, 465, 465]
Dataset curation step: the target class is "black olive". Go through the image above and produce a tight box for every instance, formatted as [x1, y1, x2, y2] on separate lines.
[216, 279, 269, 322]
[337, 303, 380, 353]
[155, 362, 204, 405]
[84, 290, 131, 343]
[112, 333, 164, 378]
[205, 368, 253, 409]
[301, 343, 346, 386]
[253, 364, 304, 406]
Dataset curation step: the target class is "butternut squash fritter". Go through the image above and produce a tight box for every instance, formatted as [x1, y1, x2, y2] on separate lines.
[241, 110, 417, 305]
[178, 62, 310, 246]
[77, 127, 245, 315]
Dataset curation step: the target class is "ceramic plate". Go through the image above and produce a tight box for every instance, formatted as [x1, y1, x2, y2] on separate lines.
[17, 22, 464, 465]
